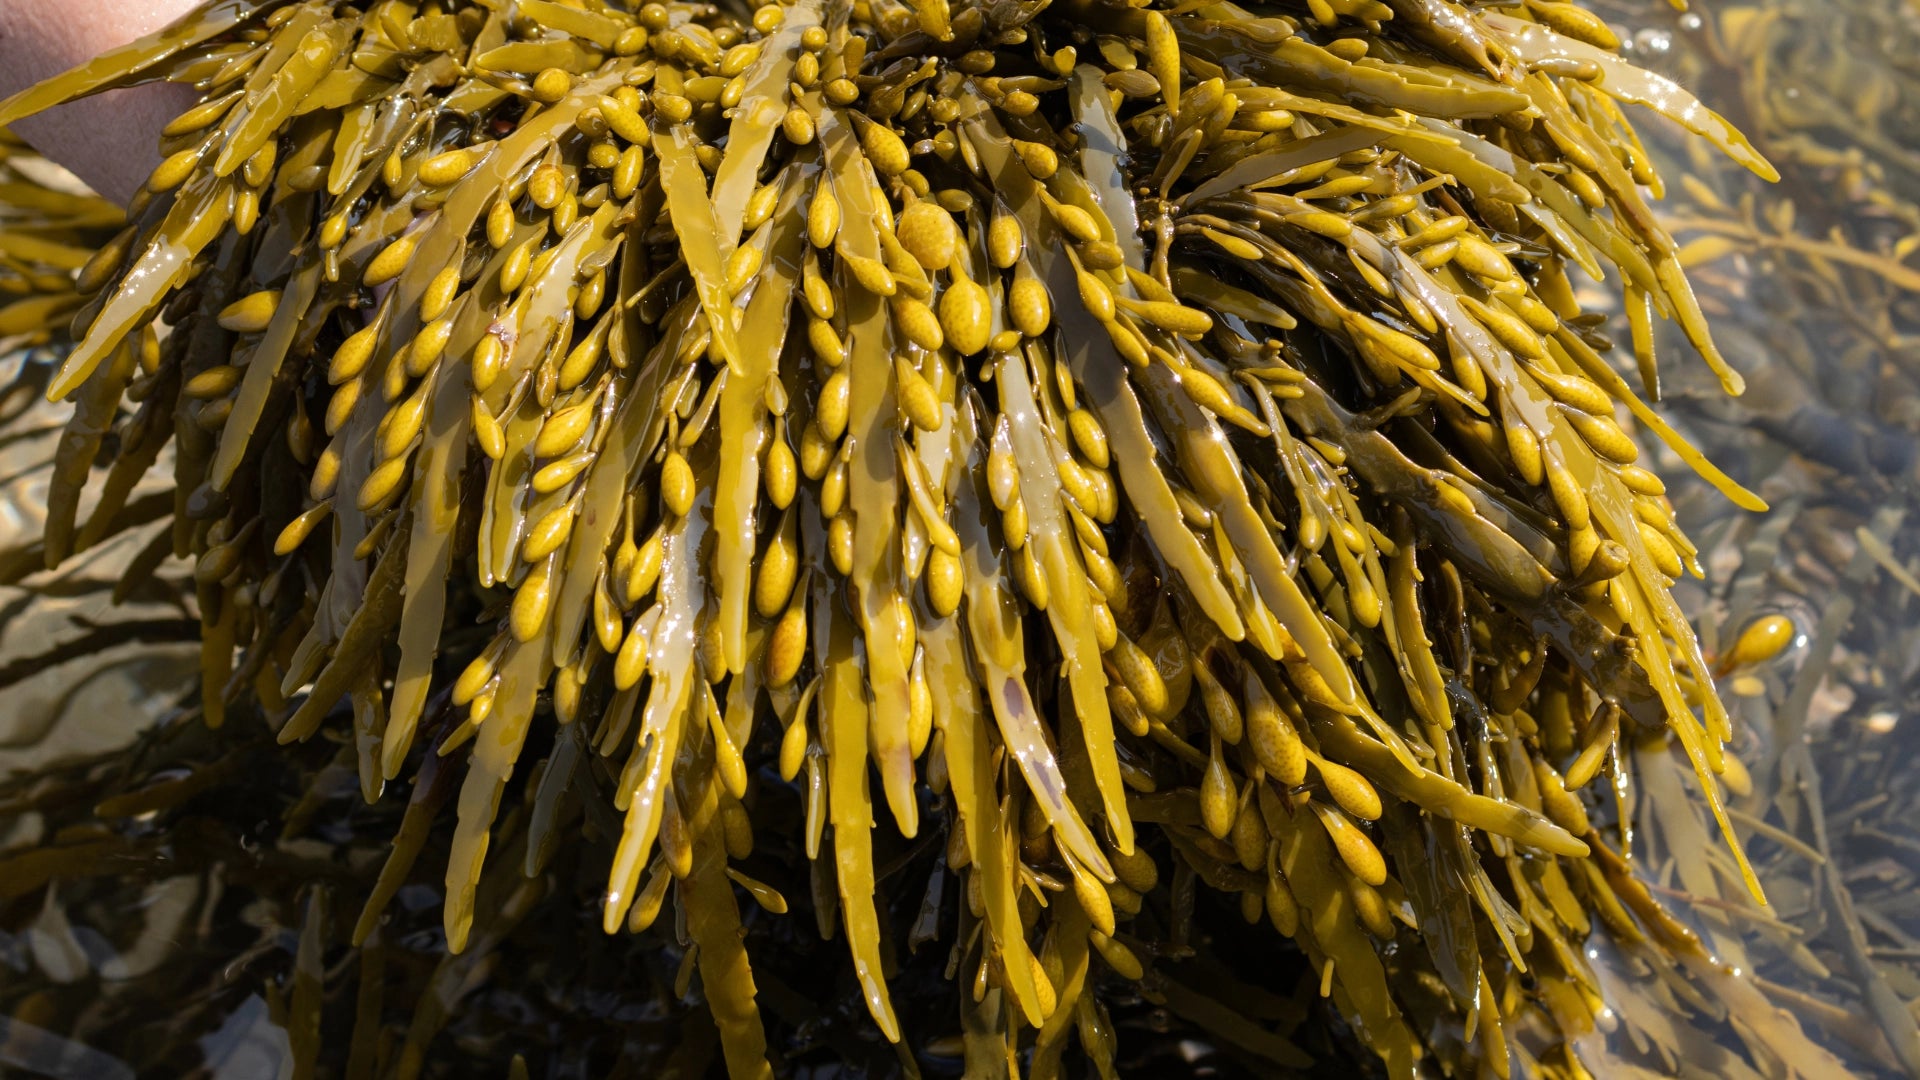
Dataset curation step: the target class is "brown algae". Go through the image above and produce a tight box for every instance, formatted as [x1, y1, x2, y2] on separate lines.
[0, 0, 1836, 1075]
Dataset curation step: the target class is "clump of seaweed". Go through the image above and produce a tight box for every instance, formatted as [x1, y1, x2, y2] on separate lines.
[0, 0, 1838, 1074]
[0, 133, 128, 356]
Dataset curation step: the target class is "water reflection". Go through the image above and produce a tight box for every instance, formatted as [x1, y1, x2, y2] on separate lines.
[200, 996, 293, 1080]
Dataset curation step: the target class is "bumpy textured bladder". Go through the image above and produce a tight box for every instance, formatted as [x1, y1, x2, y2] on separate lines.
[0, 0, 1821, 1074]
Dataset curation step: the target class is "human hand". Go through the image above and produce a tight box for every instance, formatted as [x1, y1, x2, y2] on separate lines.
[0, 0, 203, 205]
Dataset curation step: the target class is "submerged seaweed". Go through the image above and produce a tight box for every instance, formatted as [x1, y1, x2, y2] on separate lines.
[0, 0, 1856, 1075]
[1520, 4, 1920, 1077]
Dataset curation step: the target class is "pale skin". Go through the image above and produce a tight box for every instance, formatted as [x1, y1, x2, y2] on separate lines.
[0, 0, 202, 205]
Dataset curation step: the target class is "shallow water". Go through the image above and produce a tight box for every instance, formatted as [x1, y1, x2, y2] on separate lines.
[1576, 3, 1920, 1076]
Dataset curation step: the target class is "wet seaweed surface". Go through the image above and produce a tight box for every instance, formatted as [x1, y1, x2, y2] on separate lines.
[0, 0, 1912, 1077]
